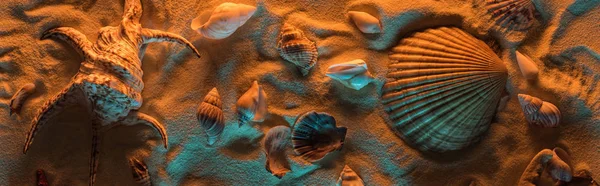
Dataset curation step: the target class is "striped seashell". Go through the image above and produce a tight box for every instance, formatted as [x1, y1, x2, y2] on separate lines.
[236, 81, 268, 127]
[547, 147, 573, 182]
[190, 3, 257, 40]
[382, 27, 508, 152]
[9, 83, 35, 116]
[517, 94, 561, 127]
[485, 0, 536, 31]
[37, 169, 49, 186]
[277, 24, 318, 76]
[336, 165, 365, 186]
[515, 51, 538, 80]
[347, 11, 382, 34]
[292, 111, 347, 162]
[263, 126, 291, 179]
[197, 87, 225, 145]
[129, 158, 151, 186]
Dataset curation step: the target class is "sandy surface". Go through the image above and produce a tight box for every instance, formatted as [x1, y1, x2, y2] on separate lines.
[0, 0, 599, 185]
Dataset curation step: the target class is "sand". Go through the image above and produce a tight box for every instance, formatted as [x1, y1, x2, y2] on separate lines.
[0, 0, 598, 185]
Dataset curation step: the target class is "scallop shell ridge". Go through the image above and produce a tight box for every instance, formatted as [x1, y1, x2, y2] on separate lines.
[292, 111, 347, 161]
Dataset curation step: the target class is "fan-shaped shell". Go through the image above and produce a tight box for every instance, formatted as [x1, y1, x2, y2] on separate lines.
[547, 147, 573, 182]
[236, 81, 268, 127]
[348, 11, 382, 34]
[190, 3, 257, 39]
[263, 126, 291, 179]
[485, 0, 536, 31]
[517, 94, 561, 127]
[336, 165, 365, 186]
[292, 111, 347, 162]
[515, 51, 538, 80]
[128, 158, 151, 186]
[197, 87, 225, 145]
[9, 83, 35, 116]
[277, 24, 318, 76]
[37, 169, 49, 186]
[326, 59, 374, 90]
[382, 27, 508, 152]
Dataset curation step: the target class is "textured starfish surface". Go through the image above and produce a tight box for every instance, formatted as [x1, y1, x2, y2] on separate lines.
[22, 0, 201, 185]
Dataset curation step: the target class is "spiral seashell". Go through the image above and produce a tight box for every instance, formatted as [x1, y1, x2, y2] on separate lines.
[326, 59, 374, 90]
[485, 0, 536, 31]
[37, 169, 49, 186]
[9, 83, 35, 116]
[277, 24, 318, 76]
[190, 3, 257, 40]
[382, 27, 508, 152]
[515, 51, 539, 80]
[292, 111, 347, 162]
[336, 165, 364, 186]
[129, 157, 151, 186]
[546, 147, 573, 182]
[197, 87, 225, 145]
[236, 81, 268, 127]
[347, 11, 382, 34]
[517, 94, 561, 127]
[263, 126, 291, 179]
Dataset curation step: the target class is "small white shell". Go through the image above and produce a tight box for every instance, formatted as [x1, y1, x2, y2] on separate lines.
[336, 165, 365, 186]
[326, 59, 374, 90]
[347, 11, 382, 34]
[263, 126, 291, 179]
[191, 3, 257, 40]
[9, 83, 35, 116]
[197, 87, 225, 145]
[277, 24, 318, 76]
[546, 147, 573, 182]
[236, 81, 268, 127]
[129, 158, 151, 186]
[515, 51, 539, 80]
[517, 94, 561, 128]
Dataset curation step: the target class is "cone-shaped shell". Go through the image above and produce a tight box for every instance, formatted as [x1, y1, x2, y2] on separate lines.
[191, 3, 257, 39]
[10, 83, 35, 116]
[382, 27, 508, 152]
[129, 158, 151, 186]
[236, 81, 268, 127]
[263, 126, 291, 179]
[336, 165, 365, 186]
[326, 59, 374, 90]
[515, 51, 539, 80]
[197, 88, 225, 145]
[292, 111, 347, 162]
[517, 94, 561, 127]
[348, 11, 382, 34]
[546, 147, 573, 182]
[485, 0, 536, 31]
[37, 169, 49, 186]
[277, 24, 318, 76]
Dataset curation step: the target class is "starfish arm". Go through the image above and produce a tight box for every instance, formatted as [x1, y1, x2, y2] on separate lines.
[140, 28, 201, 58]
[42, 27, 96, 60]
[119, 111, 168, 149]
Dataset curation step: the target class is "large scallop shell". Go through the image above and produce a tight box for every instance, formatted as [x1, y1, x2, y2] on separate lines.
[336, 165, 365, 186]
[197, 87, 225, 145]
[236, 81, 268, 127]
[485, 0, 536, 31]
[277, 24, 318, 76]
[190, 3, 257, 40]
[129, 158, 151, 186]
[382, 27, 508, 152]
[517, 94, 561, 127]
[263, 126, 291, 179]
[292, 111, 347, 162]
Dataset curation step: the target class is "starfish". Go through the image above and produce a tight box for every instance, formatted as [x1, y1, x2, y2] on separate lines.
[23, 0, 201, 185]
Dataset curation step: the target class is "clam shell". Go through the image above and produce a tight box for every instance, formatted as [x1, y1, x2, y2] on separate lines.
[336, 165, 365, 186]
[485, 0, 536, 31]
[37, 169, 49, 186]
[191, 3, 257, 39]
[129, 158, 151, 186]
[326, 59, 374, 90]
[292, 111, 347, 162]
[9, 83, 36, 116]
[263, 126, 291, 179]
[546, 147, 573, 182]
[382, 27, 508, 152]
[197, 87, 225, 145]
[277, 24, 318, 76]
[515, 51, 539, 80]
[517, 94, 561, 127]
[236, 81, 268, 127]
[347, 11, 382, 34]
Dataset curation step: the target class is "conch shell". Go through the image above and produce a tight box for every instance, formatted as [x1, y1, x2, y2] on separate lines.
[263, 126, 291, 179]
[277, 24, 318, 76]
[197, 87, 225, 145]
[191, 3, 257, 40]
[37, 169, 49, 186]
[347, 11, 382, 34]
[129, 157, 151, 186]
[236, 81, 268, 127]
[9, 83, 35, 116]
[485, 0, 536, 31]
[517, 94, 561, 127]
[336, 165, 364, 186]
[515, 51, 539, 80]
[292, 111, 347, 162]
[326, 59, 374, 90]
